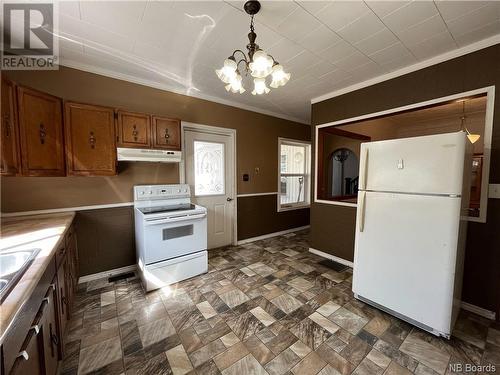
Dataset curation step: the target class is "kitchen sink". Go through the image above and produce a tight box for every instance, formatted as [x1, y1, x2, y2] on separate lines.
[0, 248, 40, 303]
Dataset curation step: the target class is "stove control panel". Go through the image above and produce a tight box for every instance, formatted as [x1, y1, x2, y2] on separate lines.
[134, 184, 191, 200]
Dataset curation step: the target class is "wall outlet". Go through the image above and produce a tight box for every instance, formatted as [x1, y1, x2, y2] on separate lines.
[489, 184, 500, 199]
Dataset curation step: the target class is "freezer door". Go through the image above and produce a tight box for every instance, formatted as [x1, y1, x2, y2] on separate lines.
[353, 191, 462, 335]
[359, 132, 466, 195]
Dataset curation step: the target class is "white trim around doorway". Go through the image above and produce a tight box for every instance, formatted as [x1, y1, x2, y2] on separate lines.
[314, 86, 495, 223]
[181, 121, 238, 246]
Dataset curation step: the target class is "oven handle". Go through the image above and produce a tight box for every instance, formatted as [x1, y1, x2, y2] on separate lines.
[144, 213, 207, 226]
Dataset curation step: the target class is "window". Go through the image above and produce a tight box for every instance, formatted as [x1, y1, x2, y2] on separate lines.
[278, 138, 311, 211]
[194, 141, 225, 196]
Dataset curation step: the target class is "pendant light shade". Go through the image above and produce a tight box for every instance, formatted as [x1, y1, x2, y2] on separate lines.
[225, 73, 245, 94]
[467, 133, 480, 144]
[216, 58, 237, 84]
[270, 64, 291, 88]
[252, 77, 270, 95]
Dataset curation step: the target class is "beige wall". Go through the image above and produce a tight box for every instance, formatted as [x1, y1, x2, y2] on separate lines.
[1, 66, 311, 212]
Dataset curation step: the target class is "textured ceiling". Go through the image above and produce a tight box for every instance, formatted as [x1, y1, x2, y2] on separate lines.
[7, 1, 500, 123]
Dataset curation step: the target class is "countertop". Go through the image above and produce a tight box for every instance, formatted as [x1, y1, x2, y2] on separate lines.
[0, 212, 75, 343]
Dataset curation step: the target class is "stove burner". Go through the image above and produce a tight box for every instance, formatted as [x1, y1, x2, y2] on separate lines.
[138, 203, 196, 215]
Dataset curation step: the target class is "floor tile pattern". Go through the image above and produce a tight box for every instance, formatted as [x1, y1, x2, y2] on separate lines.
[61, 230, 500, 375]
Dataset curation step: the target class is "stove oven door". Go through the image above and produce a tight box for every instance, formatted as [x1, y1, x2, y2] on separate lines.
[143, 213, 207, 264]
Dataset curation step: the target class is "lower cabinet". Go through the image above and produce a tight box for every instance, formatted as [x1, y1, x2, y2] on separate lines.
[9, 327, 44, 375]
[10, 282, 60, 375]
[4, 223, 78, 374]
[42, 282, 60, 375]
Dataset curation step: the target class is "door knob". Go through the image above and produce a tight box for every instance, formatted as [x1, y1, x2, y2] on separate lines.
[226, 197, 233, 202]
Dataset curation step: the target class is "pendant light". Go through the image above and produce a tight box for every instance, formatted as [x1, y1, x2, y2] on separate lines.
[460, 100, 480, 144]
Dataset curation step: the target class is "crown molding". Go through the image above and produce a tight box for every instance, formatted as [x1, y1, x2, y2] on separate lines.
[311, 34, 500, 104]
[59, 60, 310, 125]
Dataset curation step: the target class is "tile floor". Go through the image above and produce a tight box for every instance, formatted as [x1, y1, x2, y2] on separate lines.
[61, 231, 500, 375]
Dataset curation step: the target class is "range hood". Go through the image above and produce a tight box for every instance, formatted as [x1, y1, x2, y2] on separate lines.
[117, 147, 182, 163]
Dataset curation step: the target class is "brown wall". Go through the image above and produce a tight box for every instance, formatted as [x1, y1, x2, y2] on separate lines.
[1, 66, 311, 275]
[237, 195, 310, 240]
[311, 44, 500, 316]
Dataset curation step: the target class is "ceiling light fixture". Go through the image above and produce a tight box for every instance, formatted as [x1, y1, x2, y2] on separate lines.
[215, 0, 290, 95]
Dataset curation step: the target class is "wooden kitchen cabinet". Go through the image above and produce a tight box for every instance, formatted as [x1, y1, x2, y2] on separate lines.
[66, 224, 79, 294]
[17, 86, 65, 176]
[1, 217, 78, 375]
[9, 327, 44, 375]
[1, 77, 21, 176]
[56, 257, 69, 338]
[10, 283, 61, 375]
[116, 110, 151, 148]
[151, 116, 181, 150]
[41, 284, 60, 375]
[64, 102, 117, 176]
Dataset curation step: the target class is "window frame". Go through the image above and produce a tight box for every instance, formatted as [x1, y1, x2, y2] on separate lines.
[277, 137, 311, 212]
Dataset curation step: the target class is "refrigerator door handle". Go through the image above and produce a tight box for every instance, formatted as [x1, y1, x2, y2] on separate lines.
[358, 191, 366, 232]
[360, 148, 369, 190]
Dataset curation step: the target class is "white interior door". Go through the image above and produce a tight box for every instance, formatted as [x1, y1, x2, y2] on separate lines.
[353, 191, 462, 333]
[184, 129, 235, 249]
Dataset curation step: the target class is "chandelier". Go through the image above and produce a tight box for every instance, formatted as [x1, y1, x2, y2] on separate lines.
[215, 0, 290, 95]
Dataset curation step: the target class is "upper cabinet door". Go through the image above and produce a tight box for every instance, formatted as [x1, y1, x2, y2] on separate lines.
[151, 116, 181, 150]
[17, 86, 65, 176]
[1, 77, 21, 176]
[65, 102, 116, 176]
[116, 110, 151, 148]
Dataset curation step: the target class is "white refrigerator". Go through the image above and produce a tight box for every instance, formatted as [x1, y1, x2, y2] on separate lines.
[352, 131, 472, 338]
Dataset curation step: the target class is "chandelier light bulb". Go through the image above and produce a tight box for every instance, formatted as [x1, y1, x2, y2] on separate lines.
[216, 58, 237, 83]
[252, 78, 270, 95]
[249, 50, 273, 78]
[225, 73, 245, 94]
[270, 64, 291, 88]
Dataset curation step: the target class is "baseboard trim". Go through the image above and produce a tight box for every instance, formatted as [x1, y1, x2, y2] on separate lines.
[78, 265, 137, 284]
[237, 225, 310, 245]
[461, 301, 496, 320]
[309, 247, 354, 268]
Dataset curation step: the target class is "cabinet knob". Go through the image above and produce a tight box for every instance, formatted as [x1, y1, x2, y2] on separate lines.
[132, 124, 139, 141]
[3, 115, 10, 138]
[89, 131, 96, 149]
[39, 123, 46, 144]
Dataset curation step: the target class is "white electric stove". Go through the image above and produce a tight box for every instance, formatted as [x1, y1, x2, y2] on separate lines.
[134, 184, 208, 291]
